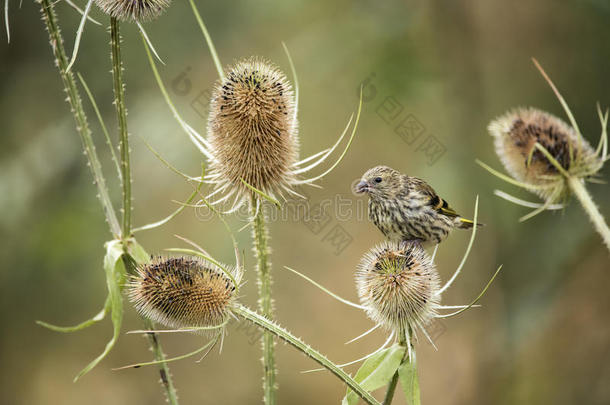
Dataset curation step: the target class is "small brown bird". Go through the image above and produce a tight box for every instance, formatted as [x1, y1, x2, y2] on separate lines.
[355, 166, 481, 244]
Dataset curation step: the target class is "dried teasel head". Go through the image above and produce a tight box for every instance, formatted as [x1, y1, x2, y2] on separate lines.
[95, 0, 171, 22]
[128, 256, 241, 329]
[481, 60, 608, 219]
[206, 57, 298, 208]
[356, 241, 441, 334]
[488, 107, 603, 202]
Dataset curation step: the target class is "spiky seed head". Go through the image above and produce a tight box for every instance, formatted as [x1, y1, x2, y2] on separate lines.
[94, 0, 171, 22]
[207, 57, 298, 204]
[128, 256, 240, 330]
[488, 107, 602, 201]
[356, 241, 441, 333]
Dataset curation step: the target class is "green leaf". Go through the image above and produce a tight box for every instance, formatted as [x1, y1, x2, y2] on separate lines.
[127, 238, 151, 265]
[343, 344, 406, 405]
[74, 240, 125, 381]
[398, 358, 421, 405]
[78, 72, 122, 182]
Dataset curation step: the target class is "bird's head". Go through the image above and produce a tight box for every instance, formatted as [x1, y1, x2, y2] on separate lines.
[355, 166, 402, 198]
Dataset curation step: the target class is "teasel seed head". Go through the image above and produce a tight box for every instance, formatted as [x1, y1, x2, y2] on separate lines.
[128, 256, 241, 330]
[356, 241, 441, 334]
[488, 107, 602, 202]
[206, 57, 298, 207]
[94, 0, 171, 22]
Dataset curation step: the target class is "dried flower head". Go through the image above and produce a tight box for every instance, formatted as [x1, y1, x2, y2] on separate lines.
[206, 57, 298, 206]
[95, 0, 171, 22]
[488, 107, 602, 202]
[356, 241, 441, 334]
[129, 256, 241, 329]
[192, 55, 362, 212]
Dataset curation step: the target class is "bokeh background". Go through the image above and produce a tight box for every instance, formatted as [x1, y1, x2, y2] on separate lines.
[2, 1, 610, 404]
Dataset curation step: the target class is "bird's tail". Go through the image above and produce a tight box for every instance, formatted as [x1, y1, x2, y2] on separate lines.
[458, 217, 485, 229]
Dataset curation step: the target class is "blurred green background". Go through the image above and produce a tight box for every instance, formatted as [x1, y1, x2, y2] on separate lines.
[2, 0, 610, 404]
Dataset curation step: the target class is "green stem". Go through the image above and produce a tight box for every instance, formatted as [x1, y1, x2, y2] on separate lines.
[38, 0, 121, 237]
[234, 305, 380, 405]
[110, 17, 131, 239]
[383, 329, 408, 405]
[568, 176, 610, 251]
[251, 198, 277, 404]
[143, 318, 179, 405]
[77, 72, 123, 182]
[383, 370, 400, 404]
[109, 19, 179, 403]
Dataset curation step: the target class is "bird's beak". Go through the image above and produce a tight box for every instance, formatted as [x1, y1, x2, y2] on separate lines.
[355, 180, 369, 194]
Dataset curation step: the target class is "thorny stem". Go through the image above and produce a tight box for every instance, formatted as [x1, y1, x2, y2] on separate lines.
[143, 318, 179, 405]
[568, 176, 610, 251]
[110, 18, 179, 404]
[39, 4, 178, 399]
[383, 329, 408, 405]
[234, 304, 380, 405]
[251, 197, 277, 404]
[38, 0, 121, 237]
[110, 18, 132, 239]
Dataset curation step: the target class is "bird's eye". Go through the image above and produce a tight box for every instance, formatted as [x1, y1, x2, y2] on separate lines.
[374, 177, 383, 183]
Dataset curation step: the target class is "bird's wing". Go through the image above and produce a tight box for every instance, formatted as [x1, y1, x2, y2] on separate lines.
[431, 195, 460, 218]
[413, 177, 460, 218]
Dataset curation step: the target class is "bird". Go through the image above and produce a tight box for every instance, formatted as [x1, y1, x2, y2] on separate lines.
[355, 165, 482, 244]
